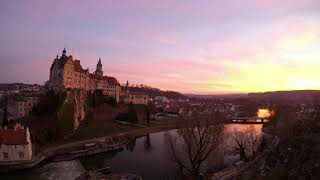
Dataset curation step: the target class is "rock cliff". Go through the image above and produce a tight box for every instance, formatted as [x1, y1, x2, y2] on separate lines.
[57, 89, 88, 132]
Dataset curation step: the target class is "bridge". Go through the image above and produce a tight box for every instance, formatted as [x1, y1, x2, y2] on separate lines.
[225, 117, 270, 124]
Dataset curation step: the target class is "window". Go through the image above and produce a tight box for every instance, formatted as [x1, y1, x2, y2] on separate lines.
[19, 152, 24, 159]
[3, 152, 9, 160]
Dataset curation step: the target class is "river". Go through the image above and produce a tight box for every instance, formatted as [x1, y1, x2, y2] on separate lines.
[1, 124, 262, 180]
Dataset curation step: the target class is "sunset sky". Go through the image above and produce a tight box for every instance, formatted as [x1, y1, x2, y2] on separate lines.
[1, 0, 320, 94]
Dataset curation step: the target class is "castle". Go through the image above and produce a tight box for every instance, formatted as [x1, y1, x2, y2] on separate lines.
[48, 49, 121, 102]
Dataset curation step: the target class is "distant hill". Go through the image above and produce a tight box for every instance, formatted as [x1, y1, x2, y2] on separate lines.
[248, 90, 320, 103]
[122, 86, 186, 100]
[0, 83, 28, 90]
[186, 93, 248, 99]
[0, 83, 42, 90]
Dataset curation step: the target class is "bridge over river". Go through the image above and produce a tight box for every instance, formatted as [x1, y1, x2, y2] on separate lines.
[226, 117, 270, 124]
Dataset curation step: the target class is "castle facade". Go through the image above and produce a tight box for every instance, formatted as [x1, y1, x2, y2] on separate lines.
[48, 49, 120, 102]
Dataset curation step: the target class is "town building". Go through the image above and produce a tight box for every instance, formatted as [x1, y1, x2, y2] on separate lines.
[6, 96, 40, 121]
[48, 49, 121, 102]
[123, 92, 149, 105]
[16, 96, 40, 119]
[0, 124, 32, 161]
[154, 96, 168, 103]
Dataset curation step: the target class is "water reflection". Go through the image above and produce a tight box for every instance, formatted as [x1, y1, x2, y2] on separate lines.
[144, 134, 152, 152]
[0, 124, 262, 180]
[126, 137, 137, 152]
[79, 124, 262, 179]
[165, 123, 225, 179]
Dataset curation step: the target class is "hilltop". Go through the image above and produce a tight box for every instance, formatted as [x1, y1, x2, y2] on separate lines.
[0, 83, 41, 91]
[121, 85, 186, 100]
[248, 90, 320, 102]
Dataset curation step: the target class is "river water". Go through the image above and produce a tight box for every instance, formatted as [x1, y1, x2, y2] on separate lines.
[1, 124, 262, 180]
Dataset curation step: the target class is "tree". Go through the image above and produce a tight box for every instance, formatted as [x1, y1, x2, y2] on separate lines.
[145, 105, 151, 126]
[1, 96, 8, 127]
[232, 125, 261, 161]
[126, 137, 137, 152]
[232, 129, 247, 161]
[127, 103, 138, 123]
[165, 118, 224, 179]
[107, 96, 117, 107]
[246, 126, 260, 159]
[56, 102, 74, 140]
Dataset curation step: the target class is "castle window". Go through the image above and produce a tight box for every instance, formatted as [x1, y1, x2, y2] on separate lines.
[3, 152, 9, 160]
[19, 152, 24, 159]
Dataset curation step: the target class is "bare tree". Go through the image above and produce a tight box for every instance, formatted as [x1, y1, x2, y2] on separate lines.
[232, 129, 248, 161]
[232, 125, 261, 161]
[165, 118, 224, 179]
[246, 126, 260, 159]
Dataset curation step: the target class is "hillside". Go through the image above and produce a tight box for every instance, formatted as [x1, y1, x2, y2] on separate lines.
[122, 86, 186, 100]
[0, 83, 41, 90]
[248, 90, 320, 102]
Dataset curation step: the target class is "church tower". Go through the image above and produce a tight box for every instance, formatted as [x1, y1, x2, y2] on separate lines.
[95, 58, 103, 77]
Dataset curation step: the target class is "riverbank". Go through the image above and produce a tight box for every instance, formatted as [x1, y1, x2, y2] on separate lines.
[207, 124, 276, 179]
[0, 123, 179, 173]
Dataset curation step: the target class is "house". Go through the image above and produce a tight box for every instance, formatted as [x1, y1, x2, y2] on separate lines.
[123, 92, 149, 105]
[0, 124, 33, 161]
[154, 96, 168, 103]
[6, 96, 40, 120]
[16, 96, 40, 119]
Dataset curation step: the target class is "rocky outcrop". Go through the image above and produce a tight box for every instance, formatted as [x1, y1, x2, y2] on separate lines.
[64, 89, 88, 130]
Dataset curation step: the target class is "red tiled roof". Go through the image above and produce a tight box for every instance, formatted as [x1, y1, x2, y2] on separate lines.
[88, 74, 120, 85]
[103, 76, 119, 85]
[0, 129, 28, 145]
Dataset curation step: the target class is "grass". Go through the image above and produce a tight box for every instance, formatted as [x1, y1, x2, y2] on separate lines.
[56, 103, 184, 143]
[68, 122, 140, 141]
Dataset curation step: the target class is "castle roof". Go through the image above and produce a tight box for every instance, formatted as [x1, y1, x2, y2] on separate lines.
[73, 60, 88, 73]
[0, 128, 28, 145]
[89, 74, 120, 85]
[50, 55, 68, 70]
[104, 76, 119, 85]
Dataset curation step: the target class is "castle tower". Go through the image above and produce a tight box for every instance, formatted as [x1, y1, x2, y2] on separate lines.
[95, 58, 103, 77]
[61, 48, 67, 59]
